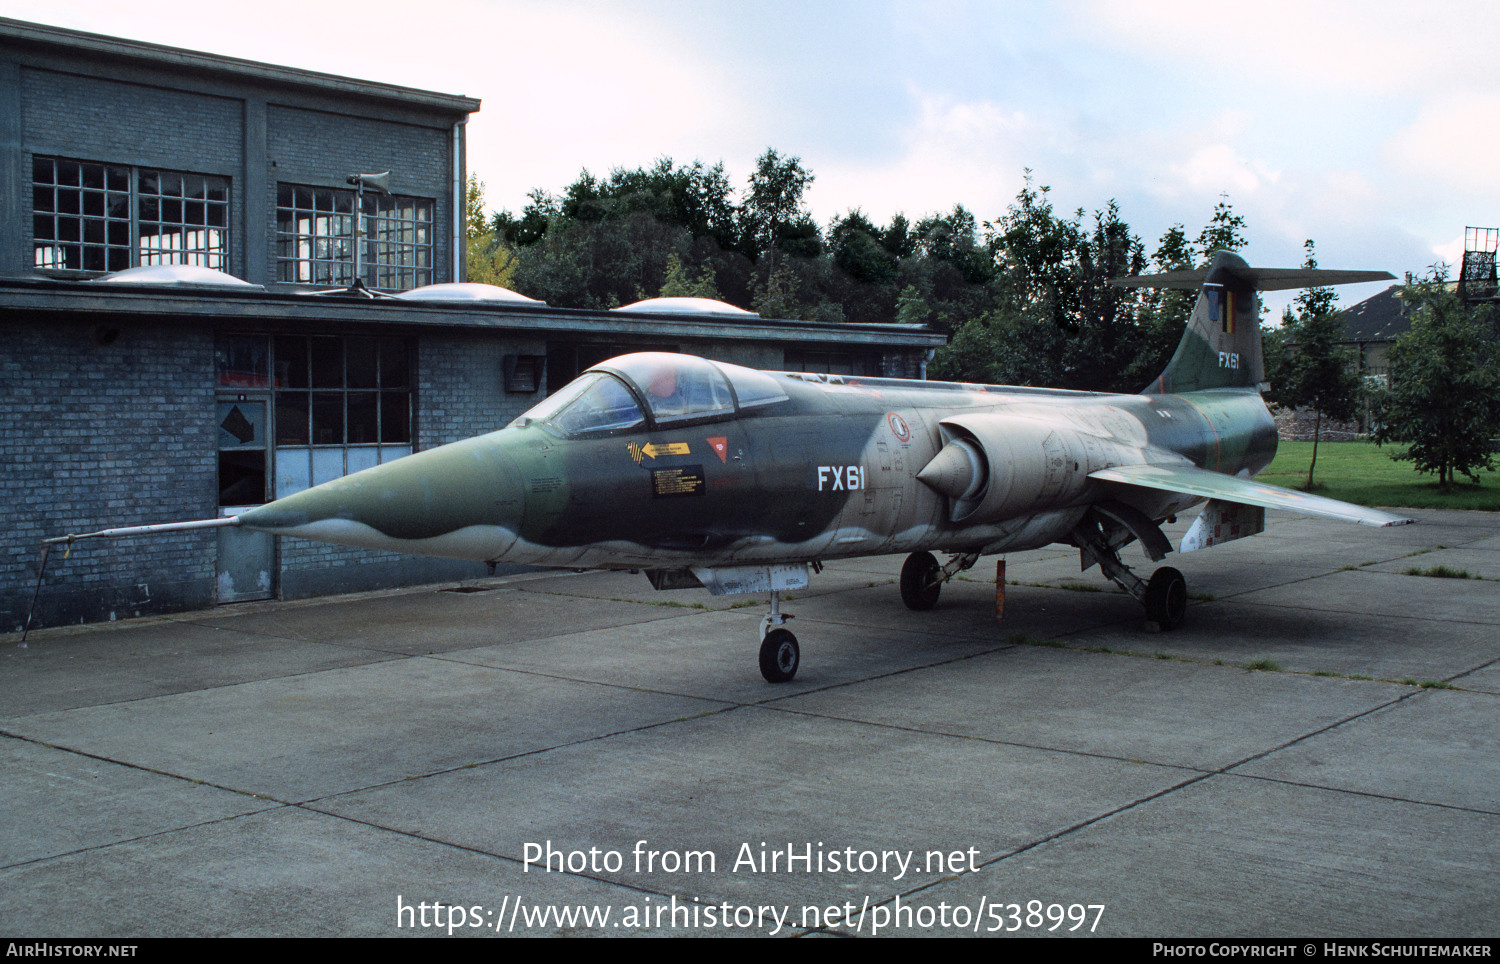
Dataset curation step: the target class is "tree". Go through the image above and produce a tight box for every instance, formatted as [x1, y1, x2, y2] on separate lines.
[1126, 224, 1197, 387]
[464, 174, 488, 240]
[1370, 272, 1500, 487]
[464, 175, 518, 288]
[1196, 196, 1247, 262]
[656, 253, 721, 299]
[740, 148, 817, 259]
[1269, 241, 1361, 488]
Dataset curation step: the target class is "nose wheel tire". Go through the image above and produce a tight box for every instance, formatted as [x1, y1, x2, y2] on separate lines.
[900, 551, 943, 610]
[759, 629, 800, 683]
[1144, 566, 1187, 630]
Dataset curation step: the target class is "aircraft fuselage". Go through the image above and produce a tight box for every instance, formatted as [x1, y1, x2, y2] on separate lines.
[236, 370, 1277, 572]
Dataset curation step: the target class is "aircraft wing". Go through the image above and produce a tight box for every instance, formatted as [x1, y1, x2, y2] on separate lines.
[1088, 464, 1415, 527]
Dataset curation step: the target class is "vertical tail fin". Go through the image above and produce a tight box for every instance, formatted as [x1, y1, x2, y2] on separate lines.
[1111, 252, 1394, 395]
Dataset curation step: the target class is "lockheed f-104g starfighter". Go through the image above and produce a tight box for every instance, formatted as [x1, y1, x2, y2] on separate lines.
[38, 252, 1410, 681]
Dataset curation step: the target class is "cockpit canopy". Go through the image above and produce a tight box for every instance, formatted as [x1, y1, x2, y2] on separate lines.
[513, 352, 789, 437]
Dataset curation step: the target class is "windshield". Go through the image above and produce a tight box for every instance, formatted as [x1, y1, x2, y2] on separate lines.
[515, 372, 644, 436]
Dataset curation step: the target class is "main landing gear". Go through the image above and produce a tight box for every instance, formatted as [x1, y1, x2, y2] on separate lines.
[899, 551, 980, 611]
[1071, 505, 1187, 630]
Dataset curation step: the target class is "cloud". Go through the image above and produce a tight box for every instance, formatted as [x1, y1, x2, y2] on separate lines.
[1068, 0, 1499, 96]
[1168, 144, 1280, 197]
[1384, 96, 1500, 198]
[806, 92, 1063, 224]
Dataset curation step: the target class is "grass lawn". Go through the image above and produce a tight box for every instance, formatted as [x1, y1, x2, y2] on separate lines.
[1258, 440, 1500, 511]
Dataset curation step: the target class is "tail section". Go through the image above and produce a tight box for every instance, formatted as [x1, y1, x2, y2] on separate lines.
[1113, 251, 1394, 395]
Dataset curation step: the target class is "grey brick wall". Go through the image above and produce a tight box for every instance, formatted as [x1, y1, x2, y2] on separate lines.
[417, 333, 548, 447]
[22, 68, 243, 172]
[1, 319, 219, 632]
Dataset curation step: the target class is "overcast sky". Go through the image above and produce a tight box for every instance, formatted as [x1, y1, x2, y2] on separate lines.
[7, 0, 1498, 315]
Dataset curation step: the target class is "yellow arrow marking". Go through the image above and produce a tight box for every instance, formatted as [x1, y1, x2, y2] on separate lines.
[640, 442, 691, 459]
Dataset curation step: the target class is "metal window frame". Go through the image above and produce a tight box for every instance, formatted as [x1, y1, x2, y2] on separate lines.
[32, 155, 231, 274]
[216, 333, 416, 503]
[275, 183, 434, 291]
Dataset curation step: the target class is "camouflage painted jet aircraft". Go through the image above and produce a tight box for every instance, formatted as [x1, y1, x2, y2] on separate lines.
[40, 252, 1410, 681]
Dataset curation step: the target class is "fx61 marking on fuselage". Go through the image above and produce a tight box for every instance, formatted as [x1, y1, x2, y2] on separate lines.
[817, 466, 866, 492]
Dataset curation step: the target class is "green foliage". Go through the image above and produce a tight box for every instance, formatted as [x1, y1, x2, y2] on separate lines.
[1127, 224, 1198, 388]
[490, 152, 1266, 390]
[656, 253, 721, 300]
[464, 176, 517, 288]
[933, 176, 1149, 392]
[741, 148, 818, 258]
[1369, 272, 1500, 487]
[1268, 241, 1362, 488]
[464, 174, 488, 241]
[1196, 197, 1247, 262]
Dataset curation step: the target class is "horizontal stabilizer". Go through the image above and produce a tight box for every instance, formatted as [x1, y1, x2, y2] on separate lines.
[1111, 266, 1394, 292]
[1089, 464, 1414, 528]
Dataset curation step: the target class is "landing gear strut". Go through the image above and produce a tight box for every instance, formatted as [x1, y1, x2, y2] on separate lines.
[1072, 507, 1187, 631]
[900, 551, 979, 610]
[758, 589, 799, 682]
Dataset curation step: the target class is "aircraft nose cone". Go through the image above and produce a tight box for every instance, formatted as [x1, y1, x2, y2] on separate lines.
[916, 438, 987, 501]
[236, 431, 526, 556]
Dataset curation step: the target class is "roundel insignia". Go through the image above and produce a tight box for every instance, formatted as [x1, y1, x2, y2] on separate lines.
[887, 412, 911, 442]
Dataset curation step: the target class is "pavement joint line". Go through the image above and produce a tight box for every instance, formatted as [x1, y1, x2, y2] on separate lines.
[1219, 596, 1500, 628]
[286, 801, 781, 922]
[815, 766, 1223, 935]
[993, 635, 1494, 693]
[291, 702, 752, 807]
[851, 688, 1437, 910]
[789, 606, 1139, 644]
[747, 640, 1028, 708]
[0, 653, 414, 721]
[1218, 770, 1500, 818]
[414, 650, 766, 706]
[1448, 654, 1500, 687]
[0, 806, 289, 874]
[1216, 687, 1422, 778]
[1, 567, 572, 645]
[0, 730, 295, 871]
[757, 701, 1206, 775]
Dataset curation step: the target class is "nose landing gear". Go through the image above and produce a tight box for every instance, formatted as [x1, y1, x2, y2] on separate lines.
[758, 589, 799, 682]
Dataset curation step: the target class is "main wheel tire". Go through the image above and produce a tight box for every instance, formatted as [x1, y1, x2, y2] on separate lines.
[1145, 566, 1188, 630]
[900, 551, 943, 610]
[759, 628, 800, 683]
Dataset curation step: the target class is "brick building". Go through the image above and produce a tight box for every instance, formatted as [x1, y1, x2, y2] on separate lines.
[0, 18, 942, 631]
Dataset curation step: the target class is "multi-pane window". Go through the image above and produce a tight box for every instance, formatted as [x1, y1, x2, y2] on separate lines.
[214, 334, 413, 504]
[275, 184, 434, 290]
[32, 156, 229, 273]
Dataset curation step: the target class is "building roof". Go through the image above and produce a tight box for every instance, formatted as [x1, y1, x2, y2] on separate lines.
[1339, 285, 1408, 343]
[0, 17, 480, 115]
[0, 277, 946, 349]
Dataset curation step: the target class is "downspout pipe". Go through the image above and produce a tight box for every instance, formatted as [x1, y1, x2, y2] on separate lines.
[453, 118, 467, 283]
